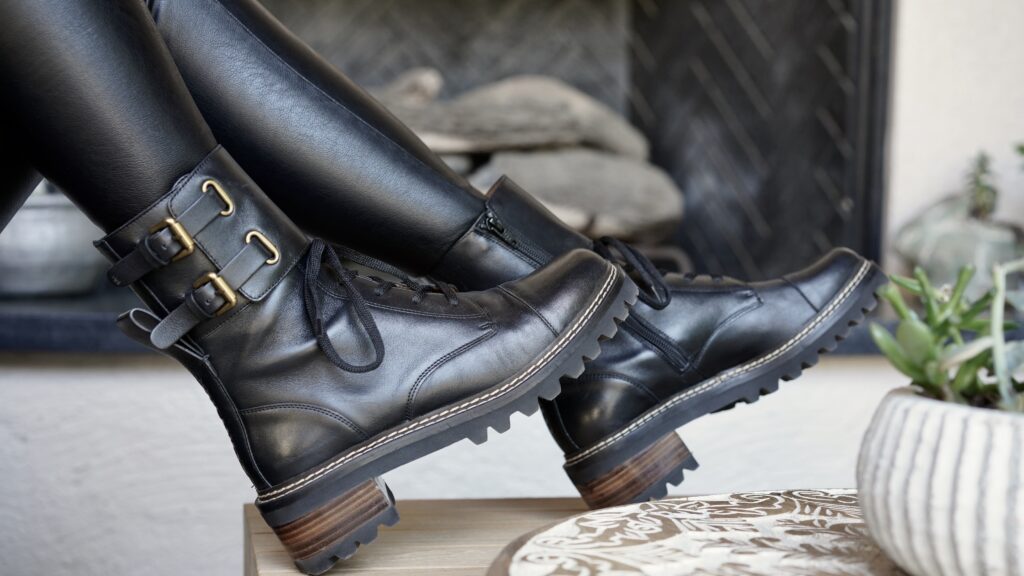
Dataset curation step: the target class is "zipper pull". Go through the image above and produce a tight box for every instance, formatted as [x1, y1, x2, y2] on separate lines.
[481, 211, 518, 246]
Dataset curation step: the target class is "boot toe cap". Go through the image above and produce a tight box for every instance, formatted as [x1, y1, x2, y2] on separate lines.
[784, 247, 869, 311]
[502, 248, 621, 333]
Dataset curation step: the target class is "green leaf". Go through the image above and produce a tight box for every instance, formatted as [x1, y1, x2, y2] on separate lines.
[915, 267, 942, 325]
[945, 324, 966, 346]
[961, 291, 994, 323]
[890, 275, 923, 295]
[952, 351, 988, 393]
[871, 322, 926, 381]
[924, 360, 947, 387]
[879, 283, 915, 320]
[941, 266, 975, 321]
[940, 336, 994, 371]
[963, 319, 1017, 333]
[897, 318, 938, 365]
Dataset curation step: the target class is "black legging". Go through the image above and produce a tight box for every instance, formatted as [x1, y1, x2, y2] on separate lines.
[147, 0, 486, 274]
[1, 0, 491, 278]
[0, 0, 217, 231]
[0, 129, 39, 232]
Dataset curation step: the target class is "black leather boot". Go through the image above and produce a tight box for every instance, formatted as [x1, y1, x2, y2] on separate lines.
[146, 0, 886, 508]
[99, 147, 635, 573]
[431, 178, 888, 508]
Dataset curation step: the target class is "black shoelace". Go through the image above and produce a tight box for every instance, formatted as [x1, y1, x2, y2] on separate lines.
[594, 237, 671, 310]
[331, 244, 460, 306]
[303, 239, 460, 373]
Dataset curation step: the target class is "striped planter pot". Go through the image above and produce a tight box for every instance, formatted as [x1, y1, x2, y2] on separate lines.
[857, 388, 1024, 576]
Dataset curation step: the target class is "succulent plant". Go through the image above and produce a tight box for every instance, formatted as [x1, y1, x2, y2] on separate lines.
[966, 152, 998, 219]
[870, 260, 1024, 411]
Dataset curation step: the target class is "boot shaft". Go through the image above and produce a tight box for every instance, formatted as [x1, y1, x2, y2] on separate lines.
[97, 146, 308, 489]
[431, 176, 592, 290]
[148, 0, 484, 275]
[146, 0, 593, 285]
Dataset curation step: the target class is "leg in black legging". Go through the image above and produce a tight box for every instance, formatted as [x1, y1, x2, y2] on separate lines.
[0, 0, 217, 231]
[0, 129, 40, 233]
[147, 0, 486, 274]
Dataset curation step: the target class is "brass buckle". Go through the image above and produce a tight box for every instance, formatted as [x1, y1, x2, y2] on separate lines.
[202, 179, 235, 216]
[245, 230, 280, 265]
[192, 272, 238, 316]
[149, 218, 196, 262]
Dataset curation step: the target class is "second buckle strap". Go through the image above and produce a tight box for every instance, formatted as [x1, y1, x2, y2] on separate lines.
[107, 179, 233, 287]
[149, 231, 278, 349]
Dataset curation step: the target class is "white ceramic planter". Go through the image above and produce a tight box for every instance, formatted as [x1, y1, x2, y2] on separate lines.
[857, 387, 1024, 576]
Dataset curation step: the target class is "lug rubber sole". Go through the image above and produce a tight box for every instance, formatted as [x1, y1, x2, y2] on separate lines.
[256, 264, 637, 574]
[563, 260, 888, 508]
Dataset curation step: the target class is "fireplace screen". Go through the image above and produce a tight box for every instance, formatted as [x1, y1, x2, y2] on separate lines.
[263, 0, 892, 279]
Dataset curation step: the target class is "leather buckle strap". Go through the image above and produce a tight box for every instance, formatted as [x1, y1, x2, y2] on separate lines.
[107, 179, 234, 287]
[149, 230, 279, 349]
[192, 272, 238, 317]
[150, 217, 196, 262]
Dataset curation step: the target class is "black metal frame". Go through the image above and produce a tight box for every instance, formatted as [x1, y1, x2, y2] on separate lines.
[855, 0, 894, 264]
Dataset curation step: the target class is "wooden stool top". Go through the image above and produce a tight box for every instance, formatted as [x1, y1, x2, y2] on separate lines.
[244, 498, 588, 575]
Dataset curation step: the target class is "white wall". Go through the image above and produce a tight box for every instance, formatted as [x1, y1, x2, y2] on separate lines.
[886, 0, 1024, 265]
[0, 354, 903, 576]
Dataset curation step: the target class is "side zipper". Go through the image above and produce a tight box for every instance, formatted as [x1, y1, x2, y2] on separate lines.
[622, 314, 690, 374]
[477, 210, 551, 266]
[479, 207, 688, 373]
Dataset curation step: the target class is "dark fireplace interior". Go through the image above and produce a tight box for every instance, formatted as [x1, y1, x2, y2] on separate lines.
[633, 0, 891, 279]
[264, 0, 892, 280]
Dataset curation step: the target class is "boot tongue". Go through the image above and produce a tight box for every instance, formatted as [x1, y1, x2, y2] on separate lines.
[594, 236, 671, 309]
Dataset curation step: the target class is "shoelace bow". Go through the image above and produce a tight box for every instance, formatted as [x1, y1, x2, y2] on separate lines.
[303, 239, 460, 373]
[594, 237, 671, 310]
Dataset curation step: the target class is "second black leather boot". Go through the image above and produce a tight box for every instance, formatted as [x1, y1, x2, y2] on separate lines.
[432, 178, 888, 508]
[99, 147, 635, 573]
[146, 0, 887, 509]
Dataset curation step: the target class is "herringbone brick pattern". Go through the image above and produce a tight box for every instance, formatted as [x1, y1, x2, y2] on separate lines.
[632, 0, 888, 279]
[261, 0, 630, 111]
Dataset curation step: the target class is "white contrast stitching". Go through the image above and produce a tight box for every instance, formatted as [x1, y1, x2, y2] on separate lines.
[257, 264, 619, 503]
[564, 260, 873, 467]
